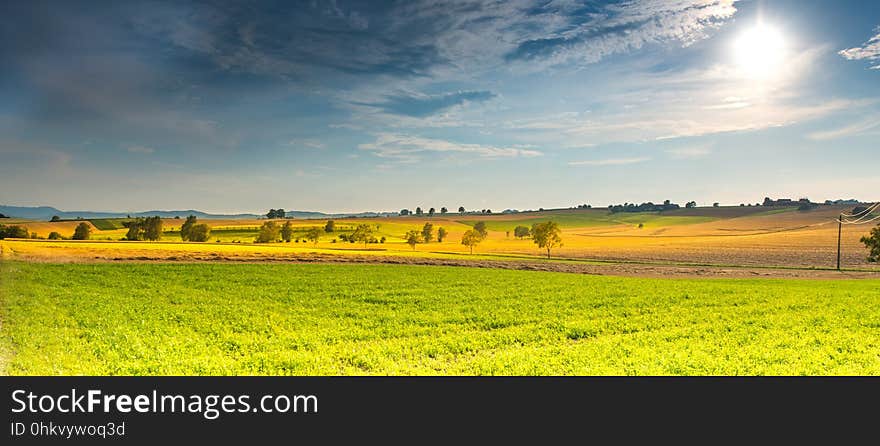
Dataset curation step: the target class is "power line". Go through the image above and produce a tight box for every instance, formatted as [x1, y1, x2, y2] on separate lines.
[839, 202, 879, 218]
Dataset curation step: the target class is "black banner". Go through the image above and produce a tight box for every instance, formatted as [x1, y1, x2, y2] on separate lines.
[2, 377, 877, 443]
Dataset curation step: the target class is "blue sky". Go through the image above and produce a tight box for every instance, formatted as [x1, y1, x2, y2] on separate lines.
[1, 0, 879, 213]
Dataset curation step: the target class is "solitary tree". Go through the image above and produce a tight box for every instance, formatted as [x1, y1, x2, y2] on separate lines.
[428, 207, 435, 217]
[421, 222, 434, 243]
[440, 207, 448, 215]
[514, 225, 530, 239]
[461, 230, 482, 254]
[405, 230, 421, 250]
[48, 231, 63, 240]
[281, 221, 294, 242]
[180, 215, 197, 241]
[862, 225, 880, 262]
[255, 221, 281, 243]
[473, 221, 488, 239]
[305, 227, 322, 246]
[188, 224, 211, 242]
[72, 222, 91, 240]
[415, 207, 423, 216]
[324, 220, 336, 233]
[458, 206, 465, 214]
[351, 224, 374, 248]
[531, 221, 563, 259]
[50, 215, 61, 222]
[437, 227, 447, 242]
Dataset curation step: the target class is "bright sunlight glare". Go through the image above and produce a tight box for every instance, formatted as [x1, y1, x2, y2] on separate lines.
[734, 23, 787, 79]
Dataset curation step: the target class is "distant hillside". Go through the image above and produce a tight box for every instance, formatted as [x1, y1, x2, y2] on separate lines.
[0, 205, 261, 221]
[0, 205, 398, 221]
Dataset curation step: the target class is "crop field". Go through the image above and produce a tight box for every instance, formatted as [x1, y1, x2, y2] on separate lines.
[3, 204, 878, 272]
[1, 261, 879, 375]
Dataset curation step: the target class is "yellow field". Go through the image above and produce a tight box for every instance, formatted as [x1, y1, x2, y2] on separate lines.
[2, 205, 877, 272]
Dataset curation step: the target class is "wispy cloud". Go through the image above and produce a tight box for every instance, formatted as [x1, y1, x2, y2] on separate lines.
[359, 133, 542, 163]
[807, 118, 880, 140]
[839, 26, 880, 69]
[666, 145, 711, 159]
[127, 145, 155, 154]
[288, 140, 326, 149]
[356, 90, 497, 117]
[568, 157, 650, 166]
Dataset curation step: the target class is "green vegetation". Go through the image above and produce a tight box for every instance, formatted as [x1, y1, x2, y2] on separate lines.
[255, 221, 280, 243]
[862, 225, 880, 262]
[72, 222, 91, 240]
[460, 211, 715, 232]
[2, 262, 879, 375]
[0, 225, 29, 239]
[88, 219, 132, 231]
[531, 221, 563, 259]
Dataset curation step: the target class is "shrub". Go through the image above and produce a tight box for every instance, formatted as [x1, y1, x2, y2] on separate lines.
[48, 231, 63, 240]
[72, 222, 91, 240]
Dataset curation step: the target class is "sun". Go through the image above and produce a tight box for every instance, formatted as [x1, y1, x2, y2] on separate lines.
[734, 23, 786, 78]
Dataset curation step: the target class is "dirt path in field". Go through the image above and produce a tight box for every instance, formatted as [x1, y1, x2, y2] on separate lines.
[6, 247, 878, 280]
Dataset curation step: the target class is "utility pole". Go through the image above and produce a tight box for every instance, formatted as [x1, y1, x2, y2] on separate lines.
[837, 213, 842, 271]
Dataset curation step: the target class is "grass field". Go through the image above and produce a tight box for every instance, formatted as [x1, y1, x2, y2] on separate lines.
[2, 261, 879, 375]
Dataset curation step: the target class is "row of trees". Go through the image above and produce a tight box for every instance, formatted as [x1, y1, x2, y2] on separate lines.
[459, 221, 562, 258]
[403, 223, 449, 249]
[400, 207, 473, 216]
[266, 209, 287, 219]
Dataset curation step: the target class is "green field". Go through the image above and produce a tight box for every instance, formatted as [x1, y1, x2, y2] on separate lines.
[459, 210, 716, 231]
[1, 261, 879, 375]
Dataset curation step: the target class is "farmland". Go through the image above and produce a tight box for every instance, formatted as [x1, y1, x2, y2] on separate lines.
[2, 204, 878, 273]
[2, 261, 879, 375]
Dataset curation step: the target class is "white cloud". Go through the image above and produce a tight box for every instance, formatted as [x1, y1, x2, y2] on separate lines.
[358, 133, 542, 163]
[666, 145, 712, 159]
[839, 26, 880, 69]
[288, 139, 326, 149]
[568, 157, 650, 166]
[807, 118, 880, 141]
[127, 145, 155, 154]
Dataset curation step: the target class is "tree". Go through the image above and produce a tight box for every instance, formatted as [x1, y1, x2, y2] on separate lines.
[437, 227, 447, 242]
[473, 221, 488, 239]
[461, 230, 482, 254]
[514, 225, 530, 239]
[255, 221, 281, 243]
[0, 225, 29, 239]
[143, 216, 162, 241]
[428, 207, 435, 217]
[50, 215, 61, 222]
[180, 215, 197, 241]
[324, 220, 336, 233]
[415, 207, 423, 216]
[405, 230, 421, 250]
[421, 222, 434, 243]
[351, 224, 374, 248]
[400, 209, 410, 216]
[48, 231, 63, 240]
[281, 221, 294, 242]
[458, 206, 465, 214]
[305, 227, 322, 246]
[862, 225, 880, 262]
[685, 201, 697, 208]
[189, 224, 211, 242]
[441, 207, 448, 215]
[124, 219, 145, 241]
[72, 222, 91, 240]
[713, 202, 720, 207]
[532, 221, 563, 259]
[266, 209, 286, 219]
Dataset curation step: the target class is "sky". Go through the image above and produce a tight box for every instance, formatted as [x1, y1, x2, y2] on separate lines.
[2, 0, 879, 214]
